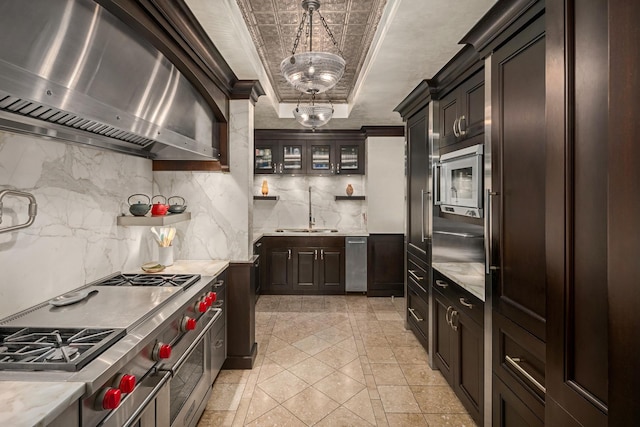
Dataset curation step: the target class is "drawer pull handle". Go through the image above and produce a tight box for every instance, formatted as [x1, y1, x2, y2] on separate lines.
[445, 306, 453, 325]
[505, 355, 546, 394]
[450, 310, 458, 331]
[408, 269, 424, 281]
[410, 278, 427, 294]
[214, 339, 224, 349]
[214, 280, 224, 288]
[435, 279, 448, 288]
[408, 307, 424, 322]
[459, 297, 474, 309]
[288, 249, 292, 260]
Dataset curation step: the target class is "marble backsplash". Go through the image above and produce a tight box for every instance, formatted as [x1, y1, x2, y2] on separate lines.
[253, 175, 367, 234]
[0, 131, 153, 319]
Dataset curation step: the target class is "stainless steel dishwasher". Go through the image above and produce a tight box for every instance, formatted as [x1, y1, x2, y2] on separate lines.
[346, 236, 368, 292]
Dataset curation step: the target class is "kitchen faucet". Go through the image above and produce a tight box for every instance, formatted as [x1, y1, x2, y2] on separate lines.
[308, 186, 315, 229]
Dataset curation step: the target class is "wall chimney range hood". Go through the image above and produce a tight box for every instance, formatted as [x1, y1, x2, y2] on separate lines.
[0, 0, 218, 160]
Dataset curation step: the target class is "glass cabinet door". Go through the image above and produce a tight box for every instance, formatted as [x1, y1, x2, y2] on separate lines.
[310, 144, 333, 174]
[255, 146, 274, 173]
[338, 143, 364, 174]
[282, 144, 304, 172]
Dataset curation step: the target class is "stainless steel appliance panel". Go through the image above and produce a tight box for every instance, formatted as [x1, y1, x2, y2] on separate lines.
[0, 0, 216, 160]
[1, 286, 181, 329]
[346, 237, 367, 292]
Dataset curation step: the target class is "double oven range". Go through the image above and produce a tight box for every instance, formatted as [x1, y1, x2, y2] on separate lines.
[0, 269, 227, 427]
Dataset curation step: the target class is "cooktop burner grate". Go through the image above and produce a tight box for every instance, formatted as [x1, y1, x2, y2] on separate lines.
[0, 327, 125, 371]
[96, 273, 201, 289]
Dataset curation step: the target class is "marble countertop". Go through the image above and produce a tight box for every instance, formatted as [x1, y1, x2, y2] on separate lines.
[254, 230, 369, 242]
[0, 381, 84, 427]
[432, 262, 486, 302]
[130, 259, 229, 277]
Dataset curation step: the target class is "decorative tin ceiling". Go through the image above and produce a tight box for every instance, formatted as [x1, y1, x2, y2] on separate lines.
[235, 0, 387, 103]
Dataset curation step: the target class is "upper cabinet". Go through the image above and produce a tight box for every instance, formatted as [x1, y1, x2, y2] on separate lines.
[255, 130, 365, 175]
[439, 69, 484, 149]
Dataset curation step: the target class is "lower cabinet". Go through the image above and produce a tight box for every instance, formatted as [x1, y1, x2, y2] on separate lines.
[432, 276, 484, 425]
[493, 375, 544, 427]
[367, 234, 404, 296]
[263, 236, 345, 295]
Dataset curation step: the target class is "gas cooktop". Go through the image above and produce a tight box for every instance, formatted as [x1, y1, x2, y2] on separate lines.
[0, 327, 125, 372]
[95, 273, 201, 289]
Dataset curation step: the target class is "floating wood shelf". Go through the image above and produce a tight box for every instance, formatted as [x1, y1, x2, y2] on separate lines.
[253, 196, 279, 201]
[117, 212, 191, 226]
[335, 196, 366, 201]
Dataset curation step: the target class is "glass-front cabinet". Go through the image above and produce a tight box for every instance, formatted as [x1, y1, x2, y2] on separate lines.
[337, 142, 364, 174]
[308, 142, 335, 174]
[254, 131, 365, 175]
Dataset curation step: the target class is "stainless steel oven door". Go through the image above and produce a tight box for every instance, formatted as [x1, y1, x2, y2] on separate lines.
[166, 310, 222, 427]
[99, 370, 171, 427]
[436, 144, 484, 218]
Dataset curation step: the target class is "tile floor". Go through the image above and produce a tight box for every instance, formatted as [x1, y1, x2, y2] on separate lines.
[197, 295, 476, 426]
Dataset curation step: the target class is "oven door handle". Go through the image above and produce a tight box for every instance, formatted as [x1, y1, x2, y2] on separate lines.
[171, 309, 222, 373]
[122, 371, 172, 427]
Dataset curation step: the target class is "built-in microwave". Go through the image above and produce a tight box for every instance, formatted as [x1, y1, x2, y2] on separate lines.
[435, 144, 484, 218]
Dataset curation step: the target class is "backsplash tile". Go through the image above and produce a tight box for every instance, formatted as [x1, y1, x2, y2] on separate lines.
[253, 175, 367, 233]
[0, 131, 152, 318]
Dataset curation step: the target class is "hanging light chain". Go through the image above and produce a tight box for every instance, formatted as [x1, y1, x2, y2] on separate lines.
[291, 12, 308, 56]
[317, 11, 343, 57]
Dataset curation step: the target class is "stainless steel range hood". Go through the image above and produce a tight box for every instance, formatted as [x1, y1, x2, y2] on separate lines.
[0, 0, 218, 160]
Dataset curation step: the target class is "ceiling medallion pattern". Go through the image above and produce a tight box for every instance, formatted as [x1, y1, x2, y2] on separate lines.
[235, 0, 388, 103]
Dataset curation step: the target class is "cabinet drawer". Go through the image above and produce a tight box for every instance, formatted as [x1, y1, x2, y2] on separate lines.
[407, 257, 428, 299]
[407, 282, 429, 340]
[493, 312, 545, 421]
[493, 374, 544, 427]
[433, 270, 483, 326]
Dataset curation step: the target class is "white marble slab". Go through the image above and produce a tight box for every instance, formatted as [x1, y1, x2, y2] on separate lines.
[432, 262, 486, 301]
[0, 381, 84, 427]
[0, 131, 153, 319]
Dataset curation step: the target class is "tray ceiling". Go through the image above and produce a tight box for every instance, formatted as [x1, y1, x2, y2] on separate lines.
[235, 0, 387, 103]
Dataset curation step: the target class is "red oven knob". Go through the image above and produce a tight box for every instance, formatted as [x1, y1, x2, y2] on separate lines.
[95, 387, 121, 410]
[181, 316, 197, 332]
[116, 374, 136, 394]
[195, 299, 208, 313]
[153, 343, 172, 361]
[206, 292, 217, 305]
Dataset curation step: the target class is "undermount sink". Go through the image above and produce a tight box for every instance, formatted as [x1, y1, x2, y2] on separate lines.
[275, 228, 339, 233]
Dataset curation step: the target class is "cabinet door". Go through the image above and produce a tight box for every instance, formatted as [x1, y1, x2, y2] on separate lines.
[308, 142, 334, 175]
[458, 70, 485, 140]
[318, 247, 344, 293]
[292, 248, 318, 292]
[255, 142, 278, 174]
[491, 14, 546, 341]
[439, 91, 458, 148]
[407, 283, 429, 342]
[407, 108, 429, 254]
[493, 375, 544, 427]
[367, 234, 404, 297]
[433, 293, 454, 384]
[336, 141, 364, 175]
[281, 142, 306, 174]
[267, 248, 292, 293]
[453, 308, 483, 423]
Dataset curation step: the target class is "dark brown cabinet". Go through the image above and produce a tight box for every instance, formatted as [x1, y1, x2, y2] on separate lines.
[493, 374, 544, 427]
[406, 107, 429, 255]
[439, 69, 484, 149]
[490, 12, 546, 342]
[262, 236, 345, 295]
[432, 284, 484, 424]
[254, 130, 365, 175]
[367, 234, 404, 297]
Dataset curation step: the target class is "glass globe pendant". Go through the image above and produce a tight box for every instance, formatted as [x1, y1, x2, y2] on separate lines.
[281, 0, 345, 94]
[293, 92, 334, 130]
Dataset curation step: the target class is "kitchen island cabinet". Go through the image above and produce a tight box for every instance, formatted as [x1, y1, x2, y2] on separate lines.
[262, 236, 345, 295]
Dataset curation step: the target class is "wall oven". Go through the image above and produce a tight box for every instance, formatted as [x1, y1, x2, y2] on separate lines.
[436, 144, 484, 218]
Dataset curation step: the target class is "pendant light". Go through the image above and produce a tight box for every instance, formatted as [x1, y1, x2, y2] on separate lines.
[280, 0, 346, 95]
[293, 92, 333, 131]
